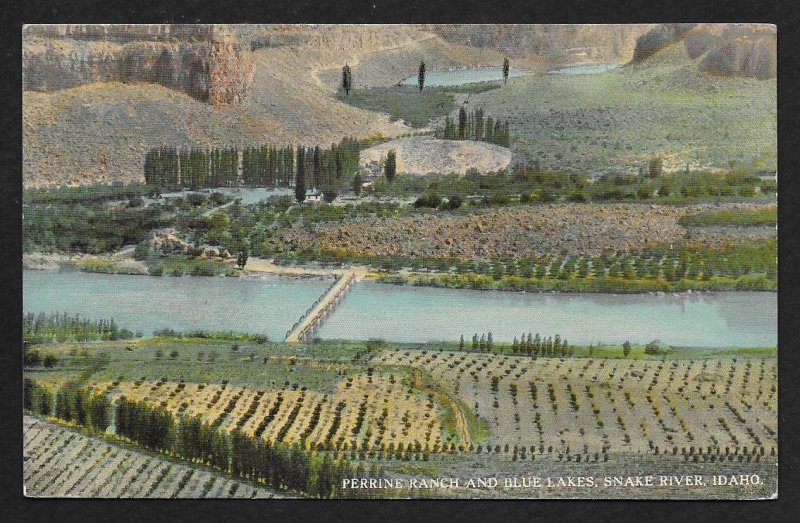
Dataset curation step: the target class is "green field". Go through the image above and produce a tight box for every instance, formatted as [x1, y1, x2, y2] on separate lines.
[679, 206, 776, 227]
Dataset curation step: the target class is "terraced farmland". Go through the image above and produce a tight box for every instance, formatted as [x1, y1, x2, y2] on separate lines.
[88, 372, 444, 453]
[23, 416, 284, 498]
[373, 350, 777, 460]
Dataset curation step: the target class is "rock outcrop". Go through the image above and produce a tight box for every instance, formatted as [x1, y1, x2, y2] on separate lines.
[698, 26, 777, 80]
[631, 23, 776, 80]
[23, 24, 254, 107]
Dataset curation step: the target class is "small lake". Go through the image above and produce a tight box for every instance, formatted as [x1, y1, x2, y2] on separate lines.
[317, 283, 776, 347]
[24, 271, 776, 348]
[548, 63, 620, 75]
[23, 270, 329, 341]
[400, 67, 530, 87]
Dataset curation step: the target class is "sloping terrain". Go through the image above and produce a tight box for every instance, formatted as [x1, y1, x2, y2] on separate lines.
[24, 26, 432, 187]
[359, 136, 512, 176]
[24, 416, 283, 498]
[631, 23, 776, 79]
[23, 24, 654, 188]
[430, 24, 654, 64]
[462, 40, 775, 174]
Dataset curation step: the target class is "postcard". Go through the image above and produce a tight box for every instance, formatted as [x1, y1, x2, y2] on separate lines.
[22, 23, 777, 499]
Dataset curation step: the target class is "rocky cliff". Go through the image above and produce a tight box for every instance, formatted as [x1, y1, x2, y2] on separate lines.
[23, 24, 254, 106]
[631, 23, 776, 79]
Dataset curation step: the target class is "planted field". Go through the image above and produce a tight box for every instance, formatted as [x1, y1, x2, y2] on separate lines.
[89, 372, 445, 453]
[373, 350, 777, 460]
[23, 416, 283, 498]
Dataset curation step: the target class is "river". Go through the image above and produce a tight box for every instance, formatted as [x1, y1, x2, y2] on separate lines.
[23, 271, 776, 347]
[23, 270, 330, 341]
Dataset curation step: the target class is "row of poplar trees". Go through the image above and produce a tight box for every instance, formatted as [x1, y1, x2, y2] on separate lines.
[115, 396, 355, 497]
[144, 139, 361, 192]
[23, 379, 364, 498]
[438, 107, 512, 147]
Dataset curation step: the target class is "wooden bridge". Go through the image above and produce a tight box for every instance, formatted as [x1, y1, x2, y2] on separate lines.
[284, 269, 363, 343]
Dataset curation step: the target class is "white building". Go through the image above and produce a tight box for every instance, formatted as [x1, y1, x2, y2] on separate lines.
[305, 188, 323, 203]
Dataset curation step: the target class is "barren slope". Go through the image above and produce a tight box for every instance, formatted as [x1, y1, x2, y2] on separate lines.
[24, 26, 449, 188]
[359, 136, 512, 176]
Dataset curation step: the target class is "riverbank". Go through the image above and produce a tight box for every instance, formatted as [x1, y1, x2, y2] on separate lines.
[23, 252, 149, 275]
[24, 250, 776, 294]
[378, 270, 777, 293]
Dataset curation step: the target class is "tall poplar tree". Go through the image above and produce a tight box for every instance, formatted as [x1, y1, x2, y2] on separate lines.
[342, 63, 352, 95]
[417, 61, 426, 91]
[502, 57, 510, 84]
[384, 149, 397, 183]
[295, 146, 306, 203]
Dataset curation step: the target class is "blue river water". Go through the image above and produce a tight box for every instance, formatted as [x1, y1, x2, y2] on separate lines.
[24, 271, 776, 347]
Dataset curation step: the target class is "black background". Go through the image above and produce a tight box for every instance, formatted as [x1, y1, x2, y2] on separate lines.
[1, 1, 798, 521]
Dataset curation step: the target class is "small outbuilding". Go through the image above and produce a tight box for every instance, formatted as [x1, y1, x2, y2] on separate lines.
[305, 188, 323, 203]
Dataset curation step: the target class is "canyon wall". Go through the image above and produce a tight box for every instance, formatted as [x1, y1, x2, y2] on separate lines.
[23, 24, 254, 106]
[631, 23, 776, 80]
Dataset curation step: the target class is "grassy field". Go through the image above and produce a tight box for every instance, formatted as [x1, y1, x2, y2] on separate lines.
[335, 82, 502, 128]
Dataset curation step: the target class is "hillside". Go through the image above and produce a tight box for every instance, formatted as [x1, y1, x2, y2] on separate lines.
[430, 24, 654, 64]
[23, 24, 255, 106]
[359, 136, 512, 176]
[631, 23, 776, 79]
[461, 37, 776, 174]
[23, 24, 654, 188]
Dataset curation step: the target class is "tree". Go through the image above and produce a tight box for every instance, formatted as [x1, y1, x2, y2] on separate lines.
[502, 57, 510, 84]
[352, 174, 363, 195]
[445, 195, 463, 210]
[237, 248, 248, 269]
[487, 332, 493, 351]
[342, 63, 352, 95]
[649, 158, 663, 178]
[459, 334, 465, 350]
[295, 146, 306, 203]
[622, 341, 632, 358]
[472, 333, 479, 350]
[312, 146, 321, 189]
[417, 61, 426, 91]
[384, 149, 397, 183]
[322, 187, 337, 203]
[645, 340, 665, 355]
[458, 107, 468, 139]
